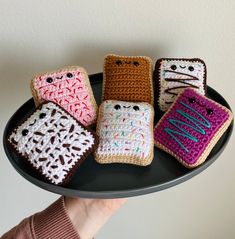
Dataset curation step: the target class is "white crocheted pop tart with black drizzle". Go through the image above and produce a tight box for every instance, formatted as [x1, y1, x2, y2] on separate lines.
[8, 102, 98, 185]
[154, 58, 207, 112]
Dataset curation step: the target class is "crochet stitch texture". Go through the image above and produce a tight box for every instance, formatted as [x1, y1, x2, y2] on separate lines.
[31, 66, 98, 126]
[103, 54, 154, 105]
[154, 88, 233, 168]
[95, 100, 154, 166]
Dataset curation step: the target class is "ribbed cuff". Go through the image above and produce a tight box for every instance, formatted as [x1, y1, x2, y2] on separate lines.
[32, 196, 80, 239]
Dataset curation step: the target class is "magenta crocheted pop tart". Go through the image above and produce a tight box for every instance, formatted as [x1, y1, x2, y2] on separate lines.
[154, 88, 233, 168]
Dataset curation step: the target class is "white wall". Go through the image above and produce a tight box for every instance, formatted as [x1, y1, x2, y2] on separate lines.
[0, 0, 235, 238]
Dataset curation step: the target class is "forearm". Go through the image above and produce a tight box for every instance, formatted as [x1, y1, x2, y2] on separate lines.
[1, 197, 80, 239]
[1, 196, 126, 239]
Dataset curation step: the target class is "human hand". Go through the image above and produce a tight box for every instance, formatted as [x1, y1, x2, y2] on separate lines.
[65, 196, 127, 239]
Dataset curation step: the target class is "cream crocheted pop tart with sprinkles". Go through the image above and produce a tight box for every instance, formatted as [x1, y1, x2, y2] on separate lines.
[154, 58, 207, 112]
[95, 100, 154, 166]
[31, 66, 98, 126]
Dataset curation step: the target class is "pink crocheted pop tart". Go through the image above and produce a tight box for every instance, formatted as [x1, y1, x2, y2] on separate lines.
[154, 88, 233, 168]
[31, 66, 98, 126]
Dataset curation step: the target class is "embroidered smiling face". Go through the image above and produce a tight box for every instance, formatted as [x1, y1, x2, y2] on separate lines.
[155, 58, 206, 112]
[8, 102, 97, 185]
[31, 66, 97, 126]
[95, 100, 154, 166]
[154, 88, 232, 168]
[103, 54, 153, 104]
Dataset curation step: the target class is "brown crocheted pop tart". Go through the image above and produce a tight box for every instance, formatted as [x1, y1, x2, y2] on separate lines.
[103, 54, 153, 105]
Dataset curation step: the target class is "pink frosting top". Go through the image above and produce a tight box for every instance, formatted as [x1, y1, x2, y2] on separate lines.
[33, 68, 97, 126]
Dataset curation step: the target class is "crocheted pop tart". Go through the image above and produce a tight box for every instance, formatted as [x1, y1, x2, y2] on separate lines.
[154, 58, 206, 112]
[154, 88, 233, 168]
[95, 100, 154, 166]
[103, 54, 154, 105]
[31, 66, 98, 126]
[8, 102, 98, 185]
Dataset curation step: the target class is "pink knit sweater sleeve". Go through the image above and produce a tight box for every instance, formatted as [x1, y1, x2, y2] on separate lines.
[1, 197, 80, 239]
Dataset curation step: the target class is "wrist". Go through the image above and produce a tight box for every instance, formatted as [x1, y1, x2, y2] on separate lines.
[64, 197, 126, 239]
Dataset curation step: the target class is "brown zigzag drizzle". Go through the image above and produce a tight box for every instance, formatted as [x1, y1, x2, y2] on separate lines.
[163, 70, 199, 104]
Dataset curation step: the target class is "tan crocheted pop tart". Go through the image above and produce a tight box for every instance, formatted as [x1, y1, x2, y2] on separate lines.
[103, 54, 154, 105]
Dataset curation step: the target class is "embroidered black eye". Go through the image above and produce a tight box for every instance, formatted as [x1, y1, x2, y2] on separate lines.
[206, 108, 213, 115]
[22, 129, 29, 136]
[188, 98, 196, 103]
[188, 66, 194, 71]
[39, 113, 46, 119]
[133, 61, 139, 66]
[171, 65, 177, 70]
[115, 60, 122, 66]
[133, 105, 140, 111]
[46, 77, 53, 83]
[66, 73, 73, 78]
[114, 104, 121, 110]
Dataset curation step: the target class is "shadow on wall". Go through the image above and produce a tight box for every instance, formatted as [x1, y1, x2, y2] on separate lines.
[0, 40, 169, 111]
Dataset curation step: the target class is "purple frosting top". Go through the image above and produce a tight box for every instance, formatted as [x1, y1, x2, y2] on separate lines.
[154, 88, 230, 165]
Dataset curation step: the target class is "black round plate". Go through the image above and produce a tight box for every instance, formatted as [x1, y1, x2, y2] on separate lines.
[3, 73, 233, 198]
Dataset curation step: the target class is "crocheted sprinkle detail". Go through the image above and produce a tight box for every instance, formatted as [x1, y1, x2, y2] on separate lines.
[156, 58, 206, 112]
[96, 100, 154, 165]
[32, 67, 97, 126]
[103, 55, 153, 104]
[154, 88, 231, 166]
[8, 102, 97, 185]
